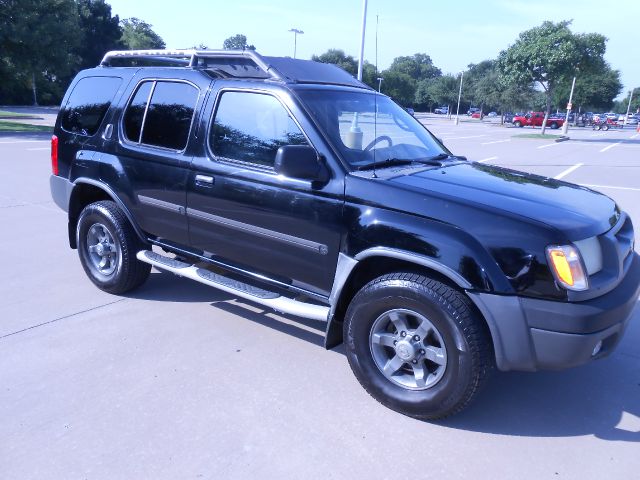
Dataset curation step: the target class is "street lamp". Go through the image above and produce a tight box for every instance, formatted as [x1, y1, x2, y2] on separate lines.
[454, 71, 464, 125]
[624, 90, 633, 127]
[561, 76, 576, 136]
[377, 77, 383, 92]
[288, 28, 304, 59]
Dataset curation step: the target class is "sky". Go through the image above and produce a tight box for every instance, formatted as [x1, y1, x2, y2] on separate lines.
[106, 0, 639, 100]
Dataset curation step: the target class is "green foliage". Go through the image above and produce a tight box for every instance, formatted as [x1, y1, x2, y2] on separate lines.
[612, 87, 640, 114]
[312, 49, 358, 74]
[379, 70, 416, 106]
[222, 34, 255, 50]
[498, 20, 608, 132]
[120, 18, 165, 50]
[466, 60, 535, 112]
[0, 0, 81, 104]
[425, 74, 459, 109]
[76, 0, 122, 69]
[553, 62, 622, 111]
[388, 53, 441, 80]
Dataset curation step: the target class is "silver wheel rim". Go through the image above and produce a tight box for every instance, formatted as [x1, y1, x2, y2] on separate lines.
[86, 222, 119, 276]
[369, 308, 447, 390]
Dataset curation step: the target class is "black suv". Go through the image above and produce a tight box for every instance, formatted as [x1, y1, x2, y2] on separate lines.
[50, 49, 640, 419]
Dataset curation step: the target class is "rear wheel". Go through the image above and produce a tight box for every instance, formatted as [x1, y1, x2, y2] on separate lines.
[77, 200, 151, 294]
[344, 273, 493, 420]
[514, 120, 522, 127]
[549, 122, 559, 129]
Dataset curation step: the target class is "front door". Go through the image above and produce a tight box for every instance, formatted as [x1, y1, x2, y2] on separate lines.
[186, 86, 344, 297]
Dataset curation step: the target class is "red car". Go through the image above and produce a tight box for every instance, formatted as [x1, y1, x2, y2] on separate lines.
[512, 112, 564, 129]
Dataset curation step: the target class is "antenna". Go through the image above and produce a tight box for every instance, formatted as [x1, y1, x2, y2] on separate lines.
[372, 14, 379, 179]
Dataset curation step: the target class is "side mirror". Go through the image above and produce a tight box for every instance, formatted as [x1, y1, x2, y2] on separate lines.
[275, 145, 329, 182]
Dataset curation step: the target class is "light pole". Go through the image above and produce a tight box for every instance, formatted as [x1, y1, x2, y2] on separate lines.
[455, 71, 464, 125]
[288, 28, 304, 59]
[561, 76, 576, 136]
[624, 90, 633, 127]
[347, 0, 368, 150]
[377, 77, 383, 92]
[357, 0, 368, 81]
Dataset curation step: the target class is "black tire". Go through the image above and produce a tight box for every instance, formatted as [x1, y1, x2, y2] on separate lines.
[602, 124, 609, 131]
[514, 121, 522, 127]
[77, 200, 151, 294]
[549, 122, 559, 129]
[344, 273, 493, 420]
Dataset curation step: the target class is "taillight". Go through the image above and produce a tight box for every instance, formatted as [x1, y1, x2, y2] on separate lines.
[51, 134, 58, 175]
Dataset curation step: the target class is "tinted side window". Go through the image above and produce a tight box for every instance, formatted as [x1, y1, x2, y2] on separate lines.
[141, 82, 199, 150]
[123, 81, 153, 143]
[61, 76, 121, 136]
[210, 91, 308, 167]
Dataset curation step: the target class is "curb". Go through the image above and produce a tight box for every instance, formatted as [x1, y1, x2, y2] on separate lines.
[555, 136, 570, 142]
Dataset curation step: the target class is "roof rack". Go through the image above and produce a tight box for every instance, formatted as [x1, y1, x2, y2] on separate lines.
[99, 49, 285, 81]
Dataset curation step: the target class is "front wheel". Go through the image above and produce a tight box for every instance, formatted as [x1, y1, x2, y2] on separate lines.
[344, 273, 493, 420]
[77, 200, 151, 294]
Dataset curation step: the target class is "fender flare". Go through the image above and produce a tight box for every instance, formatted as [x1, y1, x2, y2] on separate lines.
[70, 177, 148, 245]
[324, 247, 475, 349]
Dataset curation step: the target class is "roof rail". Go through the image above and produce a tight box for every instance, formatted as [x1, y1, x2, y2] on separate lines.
[99, 49, 285, 80]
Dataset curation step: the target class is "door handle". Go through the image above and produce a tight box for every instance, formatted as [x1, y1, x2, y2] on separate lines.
[195, 174, 215, 187]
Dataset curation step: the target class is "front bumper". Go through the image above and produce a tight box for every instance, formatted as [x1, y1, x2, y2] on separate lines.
[469, 252, 640, 371]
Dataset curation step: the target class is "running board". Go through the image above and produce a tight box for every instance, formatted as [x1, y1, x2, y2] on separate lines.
[136, 250, 329, 322]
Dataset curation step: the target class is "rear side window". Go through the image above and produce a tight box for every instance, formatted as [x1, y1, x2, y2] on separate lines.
[60, 76, 122, 136]
[122, 80, 198, 151]
[210, 91, 308, 168]
[123, 81, 153, 143]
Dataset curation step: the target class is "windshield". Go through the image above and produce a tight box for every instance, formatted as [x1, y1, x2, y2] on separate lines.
[297, 89, 448, 169]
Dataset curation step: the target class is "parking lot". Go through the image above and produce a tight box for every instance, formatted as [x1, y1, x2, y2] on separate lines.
[1, 121, 639, 479]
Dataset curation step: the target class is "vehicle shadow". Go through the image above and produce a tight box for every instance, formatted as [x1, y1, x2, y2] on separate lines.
[125, 272, 332, 348]
[0, 131, 52, 140]
[128, 273, 639, 441]
[437, 353, 640, 442]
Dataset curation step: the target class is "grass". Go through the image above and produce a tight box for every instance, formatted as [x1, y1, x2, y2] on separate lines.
[0, 120, 52, 132]
[511, 133, 562, 139]
[0, 110, 31, 118]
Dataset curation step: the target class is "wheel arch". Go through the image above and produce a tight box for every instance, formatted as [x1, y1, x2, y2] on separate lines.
[68, 178, 146, 249]
[325, 249, 494, 354]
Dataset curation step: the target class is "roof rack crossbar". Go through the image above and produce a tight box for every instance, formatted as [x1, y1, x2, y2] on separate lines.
[99, 49, 285, 80]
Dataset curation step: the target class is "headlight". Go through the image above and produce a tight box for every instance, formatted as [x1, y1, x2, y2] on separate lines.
[546, 245, 589, 291]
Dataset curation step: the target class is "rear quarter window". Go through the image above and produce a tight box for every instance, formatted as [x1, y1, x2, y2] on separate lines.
[60, 76, 122, 136]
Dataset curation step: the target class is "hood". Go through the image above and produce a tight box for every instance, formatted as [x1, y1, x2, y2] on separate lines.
[384, 162, 618, 240]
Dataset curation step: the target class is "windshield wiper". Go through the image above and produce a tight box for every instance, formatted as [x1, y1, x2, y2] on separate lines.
[357, 158, 415, 171]
[417, 153, 466, 165]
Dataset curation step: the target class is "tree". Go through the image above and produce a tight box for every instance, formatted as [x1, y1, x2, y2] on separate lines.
[379, 70, 415, 106]
[0, 0, 81, 105]
[425, 74, 460, 113]
[387, 53, 441, 80]
[120, 18, 165, 50]
[75, 0, 122, 69]
[498, 20, 607, 133]
[553, 62, 622, 112]
[222, 34, 255, 50]
[312, 49, 358, 75]
[612, 87, 640, 114]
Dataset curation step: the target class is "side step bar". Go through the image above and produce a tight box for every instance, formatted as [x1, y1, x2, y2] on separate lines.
[136, 250, 330, 322]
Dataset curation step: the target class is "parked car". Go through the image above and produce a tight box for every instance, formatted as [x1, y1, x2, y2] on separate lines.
[467, 107, 481, 116]
[434, 106, 448, 114]
[50, 48, 640, 420]
[503, 112, 515, 123]
[471, 112, 482, 119]
[512, 112, 564, 129]
[487, 112, 497, 117]
[405, 107, 415, 116]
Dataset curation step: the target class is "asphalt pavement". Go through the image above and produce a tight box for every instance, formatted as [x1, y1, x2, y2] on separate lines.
[1, 121, 639, 479]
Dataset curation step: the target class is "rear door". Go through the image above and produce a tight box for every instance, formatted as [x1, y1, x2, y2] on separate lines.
[112, 72, 210, 244]
[186, 85, 345, 297]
